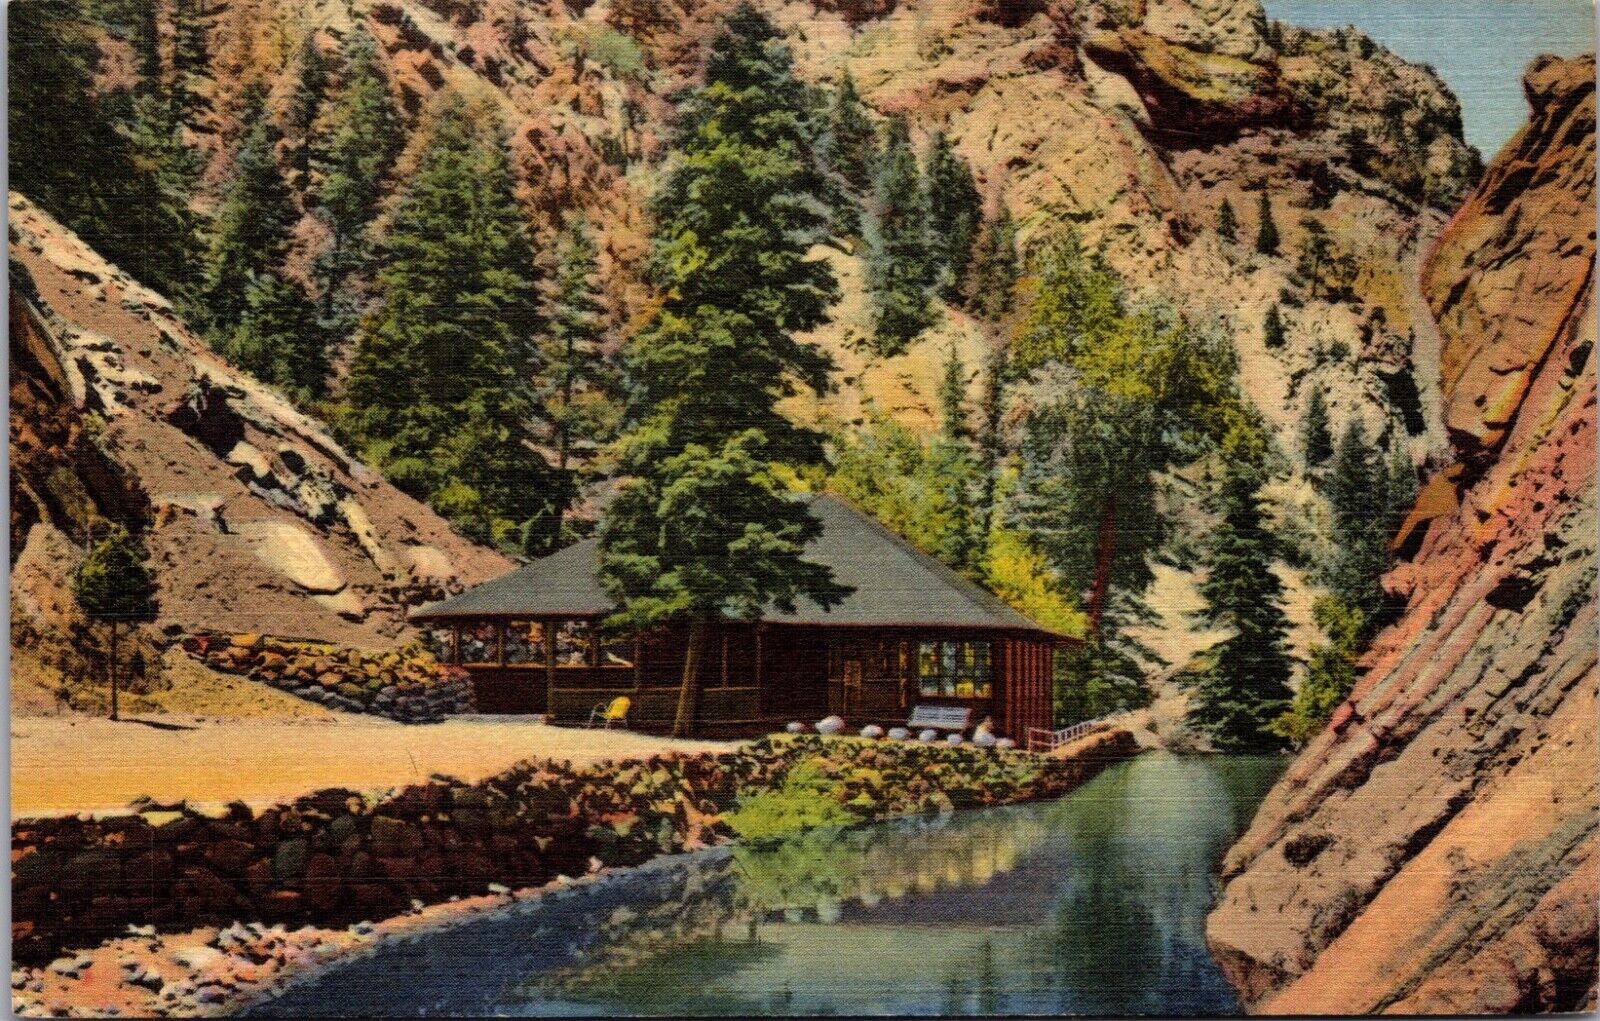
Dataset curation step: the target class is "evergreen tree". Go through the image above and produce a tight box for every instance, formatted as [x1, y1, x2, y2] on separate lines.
[938, 344, 972, 444]
[1323, 419, 1387, 624]
[867, 116, 937, 354]
[965, 206, 1019, 319]
[823, 68, 876, 191]
[342, 98, 556, 554]
[171, 0, 214, 127]
[539, 217, 622, 530]
[1302, 387, 1334, 467]
[1263, 302, 1286, 349]
[598, 5, 848, 736]
[222, 272, 326, 402]
[287, 34, 329, 178]
[1009, 230, 1123, 371]
[1217, 197, 1238, 243]
[1273, 595, 1363, 744]
[1255, 189, 1279, 256]
[1298, 217, 1333, 298]
[314, 28, 403, 332]
[976, 350, 1008, 535]
[74, 525, 157, 721]
[192, 88, 300, 333]
[1383, 434, 1417, 534]
[924, 131, 981, 301]
[9, 0, 199, 295]
[931, 346, 982, 573]
[1187, 422, 1293, 750]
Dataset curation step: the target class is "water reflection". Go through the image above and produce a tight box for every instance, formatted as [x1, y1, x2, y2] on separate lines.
[250, 753, 1282, 1018]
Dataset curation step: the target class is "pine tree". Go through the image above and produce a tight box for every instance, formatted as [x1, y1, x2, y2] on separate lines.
[1323, 419, 1387, 624]
[171, 0, 214, 127]
[342, 98, 556, 554]
[1298, 217, 1333, 299]
[1263, 302, 1287, 348]
[598, 5, 848, 736]
[1302, 387, 1334, 467]
[540, 216, 622, 530]
[1009, 230, 1123, 371]
[823, 68, 876, 191]
[867, 116, 937, 354]
[74, 525, 157, 721]
[1217, 197, 1238, 243]
[1186, 424, 1293, 751]
[965, 206, 1019, 319]
[222, 272, 326, 402]
[287, 34, 329, 179]
[314, 27, 402, 333]
[924, 131, 981, 301]
[1273, 595, 1363, 744]
[193, 88, 300, 334]
[932, 346, 982, 573]
[1255, 189, 1279, 256]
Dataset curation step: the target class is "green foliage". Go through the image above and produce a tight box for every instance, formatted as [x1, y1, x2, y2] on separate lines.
[1321, 418, 1391, 625]
[192, 87, 301, 334]
[1297, 217, 1333, 299]
[1216, 197, 1238, 243]
[725, 761, 857, 841]
[1272, 595, 1364, 744]
[1185, 420, 1293, 751]
[822, 69, 876, 190]
[558, 23, 647, 81]
[964, 206, 1019, 319]
[74, 526, 157, 624]
[220, 272, 327, 403]
[341, 98, 558, 555]
[1255, 189, 1279, 256]
[1057, 634, 1151, 725]
[288, 35, 329, 176]
[600, 7, 848, 735]
[539, 217, 623, 524]
[1302, 387, 1334, 467]
[1263, 302, 1287, 349]
[867, 116, 938, 354]
[314, 27, 403, 333]
[924, 131, 981, 301]
[1009, 230, 1123, 372]
[9, 0, 201, 296]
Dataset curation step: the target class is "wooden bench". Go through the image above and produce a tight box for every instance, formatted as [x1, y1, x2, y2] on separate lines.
[906, 704, 972, 733]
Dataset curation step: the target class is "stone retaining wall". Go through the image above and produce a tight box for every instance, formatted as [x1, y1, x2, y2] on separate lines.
[11, 732, 1139, 965]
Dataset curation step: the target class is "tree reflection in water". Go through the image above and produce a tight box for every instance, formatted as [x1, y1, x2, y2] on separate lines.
[249, 753, 1283, 1018]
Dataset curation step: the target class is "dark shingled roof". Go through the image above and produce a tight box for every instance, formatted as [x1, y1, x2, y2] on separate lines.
[411, 494, 1058, 635]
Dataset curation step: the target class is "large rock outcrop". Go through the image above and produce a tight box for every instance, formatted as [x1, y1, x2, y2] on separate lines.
[1206, 54, 1596, 1015]
[8, 194, 513, 650]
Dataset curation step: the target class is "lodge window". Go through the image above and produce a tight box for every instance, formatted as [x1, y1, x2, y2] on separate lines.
[460, 621, 500, 664]
[597, 631, 635, 668]
[504, 620, 547, 665]
[553, 621, 592, 666]
[918, 639, 992, 699]
[423, 625, 457, 664]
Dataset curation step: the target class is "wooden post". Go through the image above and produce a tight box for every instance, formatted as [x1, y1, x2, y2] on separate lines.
[633, 635, 644, 693]
[496, 621, 506, 666]
[544, 620, 557, 719]
[721, 632, 730, 688]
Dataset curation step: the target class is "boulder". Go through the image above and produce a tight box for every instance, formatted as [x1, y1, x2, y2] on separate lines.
[945, 733, 964, 747]
[887, 727, 910, 740]
[918, 729, 938, 743]
[815, 715, 846, 736]
[973, 731, 998, 748]
[995, 738, 1017, 750]
[859, 724, 885, 739]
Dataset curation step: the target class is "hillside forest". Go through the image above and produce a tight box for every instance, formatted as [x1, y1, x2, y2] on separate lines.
[9, 0, 1481, 752]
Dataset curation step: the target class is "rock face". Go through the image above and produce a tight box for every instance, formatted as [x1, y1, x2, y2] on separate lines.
[8, 194, 512, 650]
[1207, 55, 1596, 1015]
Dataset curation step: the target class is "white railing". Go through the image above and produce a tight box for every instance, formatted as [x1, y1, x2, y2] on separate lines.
[1027, 714, 1121, 753]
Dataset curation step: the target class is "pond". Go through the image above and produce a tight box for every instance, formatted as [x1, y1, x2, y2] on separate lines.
[247, 752, 1283, 1017]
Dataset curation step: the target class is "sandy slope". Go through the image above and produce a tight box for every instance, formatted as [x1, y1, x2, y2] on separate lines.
[11, 715, 736, 818]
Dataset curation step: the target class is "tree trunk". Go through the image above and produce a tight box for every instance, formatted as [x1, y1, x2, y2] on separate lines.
[109, 621, 120, 722]
[672, 618, 710, 738]
[1087, 492, 1119, 637]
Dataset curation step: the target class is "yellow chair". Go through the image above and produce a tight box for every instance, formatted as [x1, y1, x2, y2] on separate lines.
[587, 695, 631, 729]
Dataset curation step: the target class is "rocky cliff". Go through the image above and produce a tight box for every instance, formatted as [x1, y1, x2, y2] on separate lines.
[1206, 54, 1596, 1015]
[9, 194, 512, 653]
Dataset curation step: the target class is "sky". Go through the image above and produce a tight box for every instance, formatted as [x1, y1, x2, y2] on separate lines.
[1261, 0, 1595, 156]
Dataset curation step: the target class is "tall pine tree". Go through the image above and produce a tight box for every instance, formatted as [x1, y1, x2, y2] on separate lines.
[1255, 189, 1280, 255]
[598, 5, 848, 736]
[1217, 197, 1238, 243]
[867, 116, 937, 354]
[924, 131, 981, 302]
[1323, 418, 1388, 625]
[1301, 387, 1334, 467]
[823, 68, 876, 191]
[1186, 421, 1293, 751]
[342, 98, 557, 554]
[539, 216, 622, 532]
[965, 205, 1019, 319]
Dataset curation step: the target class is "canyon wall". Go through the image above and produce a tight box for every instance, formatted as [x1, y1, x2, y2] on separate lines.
[1207, 53, 1597, 1015]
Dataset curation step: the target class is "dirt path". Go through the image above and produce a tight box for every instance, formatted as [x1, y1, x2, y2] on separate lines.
[10, 715, 738, 818]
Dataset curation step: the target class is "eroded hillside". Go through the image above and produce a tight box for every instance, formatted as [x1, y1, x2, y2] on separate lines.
[1206, 54, 1596, 1015]
[9, 194, 512, 651]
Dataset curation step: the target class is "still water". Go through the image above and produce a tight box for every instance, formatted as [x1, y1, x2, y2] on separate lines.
[250, 752, 1283, 1017]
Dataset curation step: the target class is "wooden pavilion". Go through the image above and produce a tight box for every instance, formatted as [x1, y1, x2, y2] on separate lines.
[410, 495, 1074, 738]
